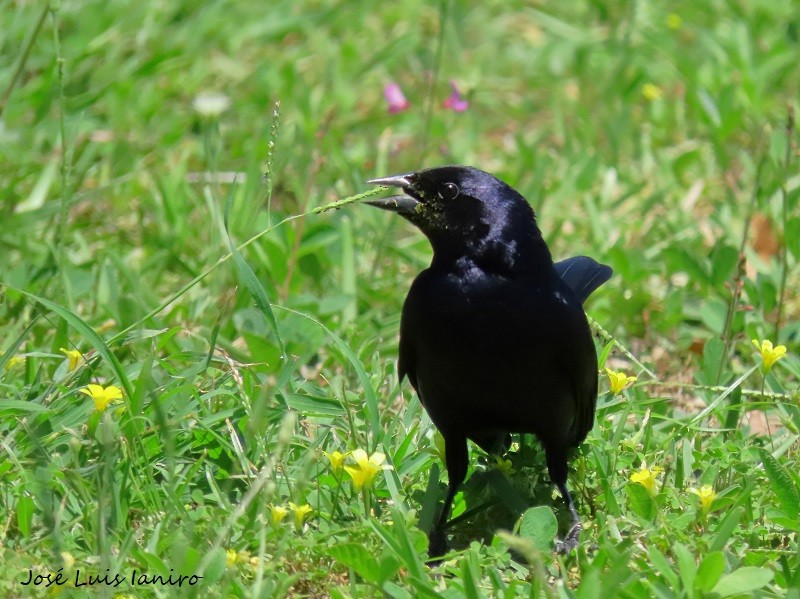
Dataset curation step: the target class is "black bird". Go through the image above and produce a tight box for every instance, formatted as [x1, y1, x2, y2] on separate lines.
[365, 166, 612, 558]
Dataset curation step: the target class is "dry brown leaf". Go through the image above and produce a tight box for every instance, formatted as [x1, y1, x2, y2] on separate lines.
[751, 213, 780, 262]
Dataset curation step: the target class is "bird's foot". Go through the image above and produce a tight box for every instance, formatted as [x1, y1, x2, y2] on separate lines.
[554, 522, 582, 554]
[427, 528, 449, 564]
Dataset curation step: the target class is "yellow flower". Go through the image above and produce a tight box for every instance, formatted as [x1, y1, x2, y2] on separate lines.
[79, 384, 123, 412]
[688, 485, 716, 516]
[3, 352, 25, 371]
[225, 549, 238, 567]
[495, 456, 514, 477]
[605, 368, 637, 395]
[60, 348, 83, 372]
[268, 504, 288, 527]
[323, 450, 349, 476]
[60, 552, 75, 570]
[666, 13, 682, 30]
[344, 449, 390, 490]
[288, 502, 313, 528]
[642, 83, 663, 101]
[752, 339, 787, 372]
[629, 466, 663, 496]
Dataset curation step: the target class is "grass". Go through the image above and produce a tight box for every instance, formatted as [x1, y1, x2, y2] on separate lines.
[1, 0, 799, 597]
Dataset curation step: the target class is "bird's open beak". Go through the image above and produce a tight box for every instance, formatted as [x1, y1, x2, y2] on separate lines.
[365, 173, 421, 215]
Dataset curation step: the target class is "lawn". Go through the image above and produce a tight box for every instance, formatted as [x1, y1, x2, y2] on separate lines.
[1, 1, 799, 597]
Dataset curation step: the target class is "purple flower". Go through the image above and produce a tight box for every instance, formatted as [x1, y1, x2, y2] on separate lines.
[384, 82, 410, 113]
[443, 80, 469, 112]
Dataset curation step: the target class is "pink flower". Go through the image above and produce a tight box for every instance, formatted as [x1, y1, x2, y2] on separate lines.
[384, 82, 410, 113]
[443, 80, 469, 112]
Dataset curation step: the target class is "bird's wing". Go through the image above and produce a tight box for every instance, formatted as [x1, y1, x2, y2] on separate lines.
[572, 359, 598, 446]
[554, 256, 613, 305]
[398, 328, 416, 389]
[398, 302, 418, 390]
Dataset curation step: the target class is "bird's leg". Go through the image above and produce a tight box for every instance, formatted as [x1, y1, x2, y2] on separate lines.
[546, 448, 582, 554]
[428, 434, 468, 560]
[554, 480, 582, 553]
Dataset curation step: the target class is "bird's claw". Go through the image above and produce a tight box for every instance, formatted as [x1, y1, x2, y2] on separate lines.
[554, 522, 582, 554]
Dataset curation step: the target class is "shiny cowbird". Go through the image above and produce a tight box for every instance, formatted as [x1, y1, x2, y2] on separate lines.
[365, 165, 612, 558]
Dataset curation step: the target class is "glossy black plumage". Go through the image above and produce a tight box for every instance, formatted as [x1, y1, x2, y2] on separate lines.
[365, 166, 611, 558]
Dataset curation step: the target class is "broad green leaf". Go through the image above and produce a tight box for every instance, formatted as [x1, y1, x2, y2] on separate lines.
[200, 546, 228, 585]
[760, 449, 800, 517]
[0, 400, 50, 415]
[369, 511, 425, 580]
[709, 506, 744, 552]
[597, 340, 614, 369]
[711, 567, 773, 597]
[673, 541, 696, 593]
[698, 298, 727, 337]
[518, 506, 558, 553]
[662, 247, 711, 287]
[381, 582, 415, 599]
[647, 545, 679, 589]
[786, 216, 800, 260]
[283, 393, 345, 417]
[378, 554, 401, 586]
[460, 555, 486, 599]
[16, 495, 34, 537]
[710, 244, 738, 286]
[695, 551, 725, 592]
[625, 483, 656, 521]
[328, 543, 380, 585]
[702, 337, 725, 384]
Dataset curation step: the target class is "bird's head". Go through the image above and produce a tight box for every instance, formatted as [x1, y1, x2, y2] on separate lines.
[365, 165, 551, 273]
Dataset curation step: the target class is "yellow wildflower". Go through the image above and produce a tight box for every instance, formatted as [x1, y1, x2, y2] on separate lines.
[752, 339, 787, 373]
[688, 485, 716, 516]
[3, 352, 25, 371]
[288, 502, 313, 528]
[642, 83, 663, 101]
[666, 13, 682, 30]
[79, 384, 123, 413]
[60, 348, 83, 372]
[225, 549, 238, 567]
[323, 450, 349, 476]
[495, 456, 514, 477]
[344, 449, 390, 490]
[268, 504, 288, 527]
[629, 466, 663, 496]
[605, 368, 637, 395]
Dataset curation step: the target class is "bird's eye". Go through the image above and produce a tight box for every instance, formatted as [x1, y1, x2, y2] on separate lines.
[439, 182, 460, 200]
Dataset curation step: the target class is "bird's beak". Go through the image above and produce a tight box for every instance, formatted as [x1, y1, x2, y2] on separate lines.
[365, 173, 421, 215]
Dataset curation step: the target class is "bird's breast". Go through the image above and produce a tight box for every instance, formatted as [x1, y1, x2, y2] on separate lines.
[401, 266, 595, 439]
